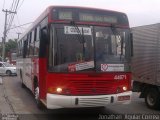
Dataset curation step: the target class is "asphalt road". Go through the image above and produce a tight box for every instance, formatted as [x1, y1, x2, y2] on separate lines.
[0, 76, 160, 120]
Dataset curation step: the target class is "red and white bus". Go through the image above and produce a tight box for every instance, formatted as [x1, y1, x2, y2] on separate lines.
[17, 6, 133, 109]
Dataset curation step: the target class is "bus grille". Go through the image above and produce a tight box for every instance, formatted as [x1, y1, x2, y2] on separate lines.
[69, 79, 117, 95]
[79, 96, 110, 107]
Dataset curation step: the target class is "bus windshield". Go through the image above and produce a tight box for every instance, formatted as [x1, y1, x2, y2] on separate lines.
[48, 24, 131, 72]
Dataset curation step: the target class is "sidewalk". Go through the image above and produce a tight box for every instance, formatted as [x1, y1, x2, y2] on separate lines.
[0, 77, 14, 114]
[0, 77, 39, 120]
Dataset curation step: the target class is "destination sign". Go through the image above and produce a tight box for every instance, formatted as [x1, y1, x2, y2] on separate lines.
[59, 11, 72, 20]
[79, 13, 118, 23]
[64, 26, 92, 35]
[52, 7, 129, 25]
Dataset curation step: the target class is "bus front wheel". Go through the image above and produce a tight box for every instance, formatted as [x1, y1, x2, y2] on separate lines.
[34, 86, 44, 109]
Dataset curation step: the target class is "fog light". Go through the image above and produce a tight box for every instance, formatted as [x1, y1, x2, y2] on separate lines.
[123, 86, 127, 91]
[56, 88, 62, 93]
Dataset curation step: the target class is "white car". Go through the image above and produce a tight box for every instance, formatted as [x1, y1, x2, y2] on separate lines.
[0, 62, 17, 76]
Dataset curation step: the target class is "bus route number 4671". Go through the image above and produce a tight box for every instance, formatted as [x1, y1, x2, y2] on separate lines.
[114, 75, 127, 80]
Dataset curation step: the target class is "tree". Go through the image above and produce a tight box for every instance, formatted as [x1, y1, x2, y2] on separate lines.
[0, 39, 17, 61]
[5, 39, 17, 54]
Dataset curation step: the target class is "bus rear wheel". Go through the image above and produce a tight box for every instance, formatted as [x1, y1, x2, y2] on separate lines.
[145, 88, 160, 110]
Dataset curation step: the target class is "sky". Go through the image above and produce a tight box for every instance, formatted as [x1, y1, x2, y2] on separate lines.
[1, 0, 160, 41]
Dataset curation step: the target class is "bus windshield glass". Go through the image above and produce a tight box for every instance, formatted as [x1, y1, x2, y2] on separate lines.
[49, 24, 94, 72]
[48, 24, 131, 72]
[95, 26, 130, 72]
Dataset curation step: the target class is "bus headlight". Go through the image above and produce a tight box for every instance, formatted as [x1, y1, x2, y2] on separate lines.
[47, 87, 63, 94]
[123, 86, 127, 91]
[56, 87, 62, 93]
[48, 87, 70, 95]
[117, 86, 128, 93]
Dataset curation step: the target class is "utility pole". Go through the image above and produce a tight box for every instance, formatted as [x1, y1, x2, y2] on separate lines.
[2, 9, 16, 62]
[16, 32, 21, 48]
[17, 32, 22, 39]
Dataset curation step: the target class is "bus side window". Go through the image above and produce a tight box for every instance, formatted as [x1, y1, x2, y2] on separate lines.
[39, 27, 48, 57]
[23, 39, 28, 58]
[19, 40, 22, 57]
[34, 26, 40, 56]
[36, 26, 40, 41]
[21, 40, 23, 56]
[18, 41, 21, 57]
[29, 30, 35, 56]
[27, 34, 31, 57]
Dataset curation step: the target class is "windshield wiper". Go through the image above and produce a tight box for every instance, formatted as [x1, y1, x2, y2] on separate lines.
[110, 24, 124, 60]
[70, 21, 85, 43]
[70, 21, 86, 60]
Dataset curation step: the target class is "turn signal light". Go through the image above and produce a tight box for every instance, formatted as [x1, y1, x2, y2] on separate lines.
[47, 87, 55, 93]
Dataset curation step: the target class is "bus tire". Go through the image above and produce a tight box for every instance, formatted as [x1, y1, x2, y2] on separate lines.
[145, 88, 160, 110]
[34, 84, 44, 109]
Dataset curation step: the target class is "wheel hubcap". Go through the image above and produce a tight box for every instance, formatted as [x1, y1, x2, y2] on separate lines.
[35, 87, 39, 100]
[147, 93, 156, 106]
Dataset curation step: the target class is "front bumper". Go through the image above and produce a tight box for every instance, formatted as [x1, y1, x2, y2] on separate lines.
[46, 91, 132, 109]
